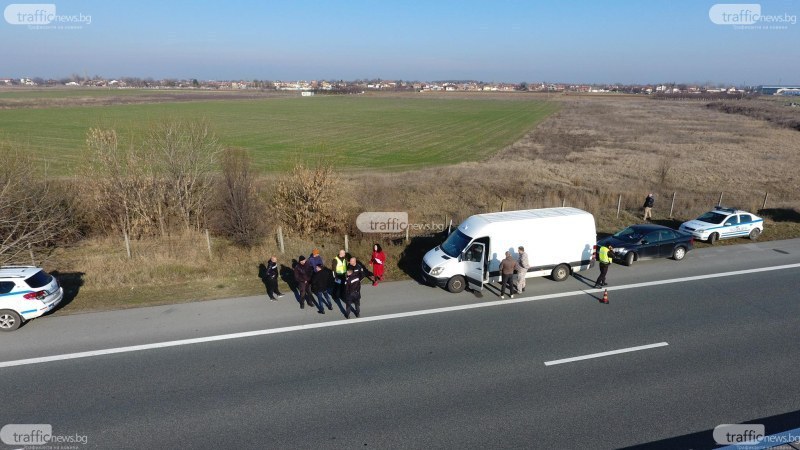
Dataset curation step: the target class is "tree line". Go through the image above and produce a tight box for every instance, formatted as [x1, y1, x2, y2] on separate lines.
[0, 120, 346, 265]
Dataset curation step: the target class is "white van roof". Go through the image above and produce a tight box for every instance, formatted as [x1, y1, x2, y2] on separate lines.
[458, 207, 592, 236]
[477, 207, 590, 223]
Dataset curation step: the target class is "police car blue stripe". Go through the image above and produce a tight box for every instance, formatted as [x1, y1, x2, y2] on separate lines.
[0, 290, 33, 297]
[20, 309, 37, 314]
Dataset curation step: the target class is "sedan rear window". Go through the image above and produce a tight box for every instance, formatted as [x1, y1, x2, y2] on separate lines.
[24, 270, 53, 289]
[696, 212, 727, 224]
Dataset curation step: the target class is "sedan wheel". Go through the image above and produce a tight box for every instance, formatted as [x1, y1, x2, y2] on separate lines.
[673, 246, 687, 261]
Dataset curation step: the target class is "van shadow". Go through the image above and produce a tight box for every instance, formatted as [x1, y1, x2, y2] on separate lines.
[396, 232, 447, 284]
[759, 207, 800, 222]
[48, 271, 84, 313]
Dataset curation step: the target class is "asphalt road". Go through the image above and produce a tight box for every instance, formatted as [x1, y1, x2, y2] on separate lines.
[2, 238, 800, 449]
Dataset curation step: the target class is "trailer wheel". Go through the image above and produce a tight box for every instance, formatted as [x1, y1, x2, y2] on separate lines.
[446, 275, 465, 293]
[551, 264, 570, 282]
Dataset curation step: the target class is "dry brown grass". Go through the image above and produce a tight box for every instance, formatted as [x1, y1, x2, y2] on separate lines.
[44, 94, 800, 313]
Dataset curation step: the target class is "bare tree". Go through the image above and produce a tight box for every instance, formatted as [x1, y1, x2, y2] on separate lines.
[145, 119, 218, 231]
[0, 144, 76, 265]
[212, 148, 264, 247]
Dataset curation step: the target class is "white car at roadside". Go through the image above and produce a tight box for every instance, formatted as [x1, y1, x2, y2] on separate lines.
[0, 266, 63, 331]
[679, 206, 764, 244]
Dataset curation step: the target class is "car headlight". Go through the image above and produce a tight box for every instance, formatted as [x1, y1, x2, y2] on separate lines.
[429, 266, 444, 276]
[613, 247, 628, 255]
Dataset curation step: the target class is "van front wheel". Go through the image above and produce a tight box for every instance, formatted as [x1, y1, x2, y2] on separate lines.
[446, 275, 465, 293]
[551, 264, 570, 282]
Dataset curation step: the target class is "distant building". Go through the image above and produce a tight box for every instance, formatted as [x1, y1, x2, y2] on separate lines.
[760, 86, 800, 95]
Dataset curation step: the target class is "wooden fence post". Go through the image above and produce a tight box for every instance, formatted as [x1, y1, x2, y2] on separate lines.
[717, 192, 724, 207]
[616, 194, 622, 218]
[500, 201, 505, 212]
[562, 198, 566, 207]
[124, 231, 131, 259]
[344, 234, 349, 253]
[669, 192, 676, 219]
[762, 192, 768, 210]
[277, 226, 285, 254]
[205, 229, 212, 258]
[28, 243, 35, 266]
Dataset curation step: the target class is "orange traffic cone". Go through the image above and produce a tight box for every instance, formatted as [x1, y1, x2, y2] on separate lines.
[601, 289, 609, 304]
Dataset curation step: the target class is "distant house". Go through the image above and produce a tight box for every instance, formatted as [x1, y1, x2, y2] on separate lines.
[301, 91, 314, 96]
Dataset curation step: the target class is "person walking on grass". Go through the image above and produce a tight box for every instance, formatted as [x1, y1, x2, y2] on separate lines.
[293, 256, 315, 309]
[515, 246, 530, 294]
[344, 268, 362, 319]
[643, 193, 655, 221]
[499, 251, 516, 299]
[594, 244, 614, 288]
[370, 243, 386, 286]
[265, 256, 284, 301]
[311, 264, 334, 314]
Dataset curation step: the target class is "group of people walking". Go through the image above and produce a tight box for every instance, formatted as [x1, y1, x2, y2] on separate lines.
[263, 244, 387, 319]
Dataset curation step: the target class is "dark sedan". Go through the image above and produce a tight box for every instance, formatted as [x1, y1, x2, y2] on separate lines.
[597, 224, 694, 266]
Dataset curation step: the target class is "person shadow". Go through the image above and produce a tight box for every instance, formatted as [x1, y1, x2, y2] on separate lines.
[257, 263, 270, 296]
[280, 262, 299, 303]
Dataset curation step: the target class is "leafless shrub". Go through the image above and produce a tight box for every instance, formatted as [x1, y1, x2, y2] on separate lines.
[211, 148, 264, 247]
[273, 162, 350, 236]
[0, 144, 77, 264]
[657, 155, 673, 186]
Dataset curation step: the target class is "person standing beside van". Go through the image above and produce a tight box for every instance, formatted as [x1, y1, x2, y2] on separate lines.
[515, 246, 530, 294]
[499, 251, 517, 299]
[594, 244, 614, 288]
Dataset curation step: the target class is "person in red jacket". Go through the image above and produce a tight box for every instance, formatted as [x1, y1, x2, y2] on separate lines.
[370, 243, 386, 286]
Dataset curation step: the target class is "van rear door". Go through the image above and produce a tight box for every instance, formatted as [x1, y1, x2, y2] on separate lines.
[464, 242, 486, 291]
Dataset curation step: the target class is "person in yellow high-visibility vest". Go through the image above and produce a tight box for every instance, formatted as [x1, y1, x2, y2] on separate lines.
[332, 249, 349, 301]
[594, 244, 614, 288]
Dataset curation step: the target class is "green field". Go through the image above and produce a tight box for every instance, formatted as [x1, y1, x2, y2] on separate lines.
[0, 93, 558, 174]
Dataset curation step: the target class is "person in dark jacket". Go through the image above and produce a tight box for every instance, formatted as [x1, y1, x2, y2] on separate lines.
[307, 248, 324, 271]
[643, 193, 655, 221]
[265, 256, 284, 301]
[499, 251, 516, 299]
[293, 256, 314, 309]
[311, 264, 334, 313]
[348, 256, 373, 283]
[344, 268, 362, 319]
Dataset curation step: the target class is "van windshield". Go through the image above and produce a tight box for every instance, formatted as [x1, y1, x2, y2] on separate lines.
[441, 229, 472, 258]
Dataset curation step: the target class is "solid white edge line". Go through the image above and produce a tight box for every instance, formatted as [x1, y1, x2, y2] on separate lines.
[1, 263, 799, 369]
[544, 342, 670, 366]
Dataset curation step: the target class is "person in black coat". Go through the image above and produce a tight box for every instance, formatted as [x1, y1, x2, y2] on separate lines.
[263, 256, 284, 301]
[293, 256, 314, 309]
[311, 264, 334, 314]
[344, 268, 362, 319]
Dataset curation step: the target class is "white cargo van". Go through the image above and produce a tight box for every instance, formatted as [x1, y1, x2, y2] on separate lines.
[421, 207, 596, 293]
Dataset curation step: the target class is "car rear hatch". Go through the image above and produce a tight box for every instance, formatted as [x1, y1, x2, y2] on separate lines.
[24, 270, 62, 307]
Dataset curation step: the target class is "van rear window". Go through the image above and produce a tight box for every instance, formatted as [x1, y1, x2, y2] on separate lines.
[25, 270, 52, 289]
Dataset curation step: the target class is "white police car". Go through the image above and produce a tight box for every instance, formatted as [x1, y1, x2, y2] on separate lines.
[679, 206, 764, 244]
[0, 266, 63, 331]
